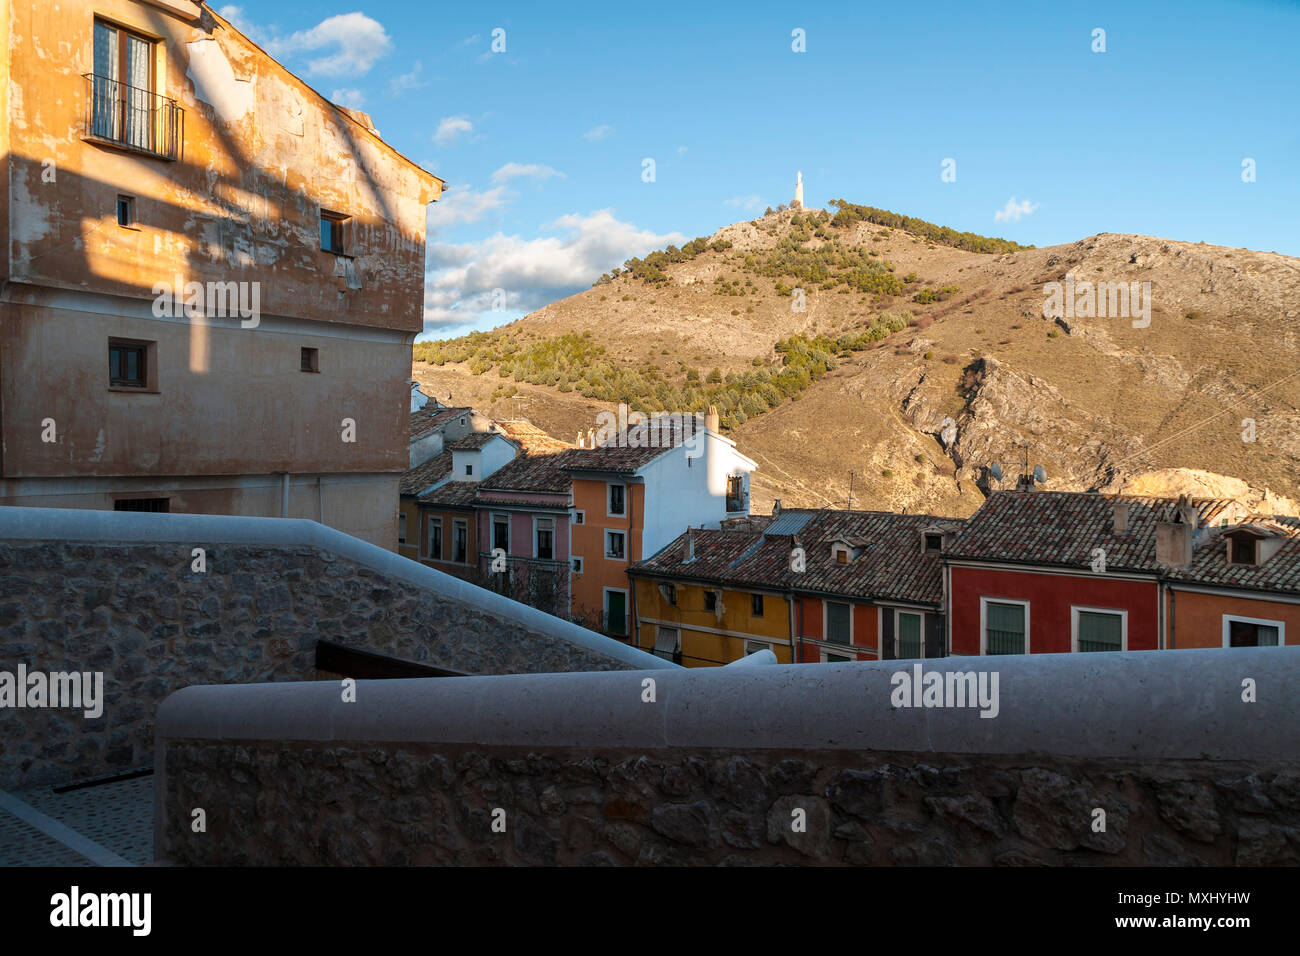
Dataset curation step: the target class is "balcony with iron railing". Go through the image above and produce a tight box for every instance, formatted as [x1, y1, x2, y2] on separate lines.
[83, 73, 182, 161]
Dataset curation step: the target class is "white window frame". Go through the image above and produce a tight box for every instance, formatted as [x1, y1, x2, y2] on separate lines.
[979, 596, 1030, 655]
[605, 529, 626, 561]
[533, 515, 555, 560]
[1070, 605, 1128, 652]
[820, 648, 854, 663]
[1221, 613, 1286, 648]
[823, 600, 853, 648]
[607, 482, 627, 518]
[491, 512, 511, 554]
[894, 608, 926, 659]
[603, 586, 629, 636]
[571, 556, 583, 574]
[572, 509, 585, 526]
[744, 639, 770, 657]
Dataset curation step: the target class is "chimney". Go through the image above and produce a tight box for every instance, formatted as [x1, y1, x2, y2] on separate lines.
[1112, 499, 1129, 535]
[587, 428, 596, 448]
[773, 498, 782, 516]
[1156, 497, 1197, 568]
[577, 433, 584, 448]
[683, 527, 695, 563]
[705, 404, 720, 432]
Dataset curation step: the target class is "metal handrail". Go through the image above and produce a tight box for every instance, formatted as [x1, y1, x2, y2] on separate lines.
[83, 73, 181, 161]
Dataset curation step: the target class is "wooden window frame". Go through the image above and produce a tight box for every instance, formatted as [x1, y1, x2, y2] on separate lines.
[108, 337, 158, 392]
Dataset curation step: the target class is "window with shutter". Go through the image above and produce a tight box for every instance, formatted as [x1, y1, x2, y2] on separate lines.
[983, 600, 1027, 654]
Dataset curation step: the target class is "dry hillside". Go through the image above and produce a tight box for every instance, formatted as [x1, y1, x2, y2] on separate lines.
[414, 205, 1300, 519]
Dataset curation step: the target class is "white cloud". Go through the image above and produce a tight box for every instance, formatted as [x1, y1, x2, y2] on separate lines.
[677, 145, 688, 156]
[434, 115, 473, 146]
[583, 124, 613, 141]
[389, 62, 427, 96]
[491, 163, 564, 184]
[994, 197, 1039, 223]
[724, 195, 763, 211]
[423, 210, 686, 333]
[331, 88, 365, 108]
[265, 13, 393, 77]
[427, 185, 509, 230]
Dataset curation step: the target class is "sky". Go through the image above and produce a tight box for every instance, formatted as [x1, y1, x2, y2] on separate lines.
[217, 0, 1300, 340]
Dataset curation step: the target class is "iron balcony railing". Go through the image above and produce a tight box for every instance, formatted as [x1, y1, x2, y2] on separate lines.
[83, 73, 181, 160]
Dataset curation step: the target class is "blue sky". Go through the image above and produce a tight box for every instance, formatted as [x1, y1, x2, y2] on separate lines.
[219, 0, 1300, 339]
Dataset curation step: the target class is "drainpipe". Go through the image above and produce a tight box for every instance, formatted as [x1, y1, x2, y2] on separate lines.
[786, 590, 797, 664]
[317, 475, 324, 522]
[626, 481, 636, 646]
[1169, 587, 1176, 650]
[1157, 580, 1165, 651]
[280, 472, 290, 518]
[629, 569, 641, 655]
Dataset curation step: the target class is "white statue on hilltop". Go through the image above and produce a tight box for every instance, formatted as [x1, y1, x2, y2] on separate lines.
[793, 171, 804, 209]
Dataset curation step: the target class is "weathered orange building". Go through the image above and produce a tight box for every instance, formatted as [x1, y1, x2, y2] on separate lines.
[0, 1, 441, 547]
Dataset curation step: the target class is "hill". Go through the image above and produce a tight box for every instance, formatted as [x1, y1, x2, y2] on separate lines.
[413, 203, 1300, 518]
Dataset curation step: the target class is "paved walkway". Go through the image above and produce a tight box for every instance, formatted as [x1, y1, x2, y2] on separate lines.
[0, 774, 153, 867]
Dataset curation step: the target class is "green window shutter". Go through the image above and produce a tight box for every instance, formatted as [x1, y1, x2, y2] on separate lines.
[985, 601, 1025, 654]
[826, 603, 851, 645]
[897, 612, 923, 659]
[1077, 610, 1122, 652]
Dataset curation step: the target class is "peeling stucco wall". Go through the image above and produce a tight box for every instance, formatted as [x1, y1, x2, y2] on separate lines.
[2, 0, 439, 328]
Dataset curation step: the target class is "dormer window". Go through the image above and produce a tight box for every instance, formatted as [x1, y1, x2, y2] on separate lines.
[833, 544, 850, 564]
[924, 533, 943, 554]
[1229, 536, 1256, 565]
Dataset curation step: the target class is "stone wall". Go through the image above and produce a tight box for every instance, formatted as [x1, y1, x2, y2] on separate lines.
[0, 508, 672, 790]
[154, 649, 1300, 866]
[158, 741, 1300, 866]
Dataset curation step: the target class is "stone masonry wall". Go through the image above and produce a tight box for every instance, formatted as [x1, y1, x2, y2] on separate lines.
[0, 541, 637, 790]
[159, 740, 1300, 866]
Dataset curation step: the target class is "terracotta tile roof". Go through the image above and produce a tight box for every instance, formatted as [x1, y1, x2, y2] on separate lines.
[448, 430, 505, 451]
[632, 508, 959, 606]
[945, 491, 1238, 573]
[561, 418, 704, 474]
[400, 451, 451, 496]
[409, 405, 471, 441]
[419, 480, 479, 508]
[1168, 516, 1300, 595]
[478, 449, 575, 495]
[494, 420, 574, 455]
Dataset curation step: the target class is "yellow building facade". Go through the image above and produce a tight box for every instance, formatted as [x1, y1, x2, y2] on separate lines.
[631, 576, 793, 667]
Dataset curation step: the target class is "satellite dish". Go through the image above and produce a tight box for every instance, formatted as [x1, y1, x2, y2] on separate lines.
[990, 463, 1004, 482]
[1033, 465, 1048, 484]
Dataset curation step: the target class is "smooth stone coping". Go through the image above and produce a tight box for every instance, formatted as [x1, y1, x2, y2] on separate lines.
[0, 506, 676, 671]
[156, 646, 1300, 760]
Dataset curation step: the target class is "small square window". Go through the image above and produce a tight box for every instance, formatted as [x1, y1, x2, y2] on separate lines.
[320, 211, 347, 254]
[465, 464, 473, 476]
[924, 533, 943, 553]
[572, 557, 583, 574]
[1229, 537, 1256, 565]
[116, 195, 135, 227]
[573, 510, 585, 525]
[300, 347, 319, 372]
[109, 341, 149, 388]
[752, 593, 764, 616]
